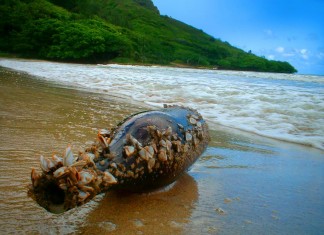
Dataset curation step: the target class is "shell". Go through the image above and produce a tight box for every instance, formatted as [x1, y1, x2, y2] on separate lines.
[63, 145, 75, 166]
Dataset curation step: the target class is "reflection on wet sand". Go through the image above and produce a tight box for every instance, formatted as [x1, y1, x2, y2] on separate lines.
[81, 173, 198, 234]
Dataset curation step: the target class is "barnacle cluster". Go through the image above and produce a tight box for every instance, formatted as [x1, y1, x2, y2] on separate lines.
[28, 106, 209, 213]
[29, 145, 117, 213]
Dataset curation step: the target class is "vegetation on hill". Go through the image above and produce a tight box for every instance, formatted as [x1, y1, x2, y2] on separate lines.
[0, 0, 297, 73]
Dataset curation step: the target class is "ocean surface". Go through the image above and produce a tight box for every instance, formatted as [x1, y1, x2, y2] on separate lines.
[1, 59, 323, 150]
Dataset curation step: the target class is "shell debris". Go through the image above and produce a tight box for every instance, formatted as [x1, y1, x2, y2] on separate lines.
[64, 145, 76, 166]
[124, 145, 135, 157]
[102, 171, 118, 185]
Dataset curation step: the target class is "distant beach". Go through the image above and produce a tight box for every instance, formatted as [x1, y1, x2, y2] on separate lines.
[0, 64, 323, 234]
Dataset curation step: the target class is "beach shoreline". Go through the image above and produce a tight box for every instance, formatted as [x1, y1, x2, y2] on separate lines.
[1, 58, 323, 151]
[0, 66, 323, 234]
[2, 62, 322, 152]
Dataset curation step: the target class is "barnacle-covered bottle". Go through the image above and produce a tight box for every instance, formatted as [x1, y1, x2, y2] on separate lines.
[28, 105, 209, 213]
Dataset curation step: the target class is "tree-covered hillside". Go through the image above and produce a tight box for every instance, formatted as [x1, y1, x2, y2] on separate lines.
[0, 0, 297, 73]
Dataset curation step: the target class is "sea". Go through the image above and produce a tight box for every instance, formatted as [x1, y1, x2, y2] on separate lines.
[0, 59, 323, 150]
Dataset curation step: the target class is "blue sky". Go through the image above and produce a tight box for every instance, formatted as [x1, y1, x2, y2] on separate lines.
[152, 0, 324, 75]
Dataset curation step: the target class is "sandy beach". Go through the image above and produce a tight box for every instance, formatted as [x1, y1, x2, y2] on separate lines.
[0, 67, 323, 234]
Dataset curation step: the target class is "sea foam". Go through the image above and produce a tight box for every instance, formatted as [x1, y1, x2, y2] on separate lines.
[1, 59, 323, 150]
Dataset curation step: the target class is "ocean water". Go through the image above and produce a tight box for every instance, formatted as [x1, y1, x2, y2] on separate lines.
[0, 59, 323, 150]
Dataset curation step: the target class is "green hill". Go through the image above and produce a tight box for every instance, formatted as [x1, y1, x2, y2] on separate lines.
[0, 0, 297, 73]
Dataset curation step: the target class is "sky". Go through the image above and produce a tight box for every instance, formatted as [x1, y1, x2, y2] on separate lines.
[152, 0, 324, 75]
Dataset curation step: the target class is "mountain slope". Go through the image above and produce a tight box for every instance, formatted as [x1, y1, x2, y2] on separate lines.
[0, 0, 297, 73]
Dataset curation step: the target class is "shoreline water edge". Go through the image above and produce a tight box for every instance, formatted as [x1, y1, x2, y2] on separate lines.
[1, 58, 323, 151]
[0, 61, 323, 234]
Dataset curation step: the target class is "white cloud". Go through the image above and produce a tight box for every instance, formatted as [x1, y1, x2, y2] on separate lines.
[273, 47, 310, 60]
[299, 49, 309, 60]
[300, 49, 307, 54]
[267, 55, 275, 60]
[275, 47, 285, 53]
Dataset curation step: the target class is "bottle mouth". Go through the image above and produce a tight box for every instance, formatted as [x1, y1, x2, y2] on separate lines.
[28, 145, 118, 214]
[28, 177, 66, 214]
[44, 181, 66, 214]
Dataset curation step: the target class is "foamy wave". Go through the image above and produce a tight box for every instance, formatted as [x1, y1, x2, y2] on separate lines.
[1, 59, 323, 150]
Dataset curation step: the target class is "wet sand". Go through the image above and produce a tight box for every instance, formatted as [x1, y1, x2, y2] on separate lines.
[0, 67, 323, 234]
